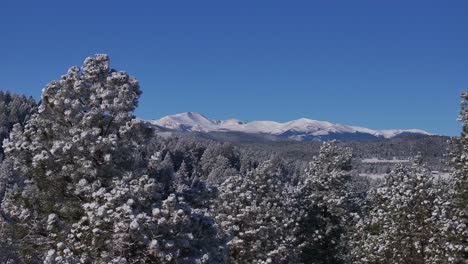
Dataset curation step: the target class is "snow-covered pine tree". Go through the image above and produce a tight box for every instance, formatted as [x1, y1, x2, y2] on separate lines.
[1, 55, 224, 263]
[206, 156, 238, 184]
[212, 161, 301, 264]
[297, 141, 353, 264]
[350, 158, 450, 264]
[447, 91, 468, 262]
[0, 91, 36, 160]
[174, 160, 217, 210]
[158, 151, 176, 193]
[175, 160, 191, 192]
[200, 143, 239, 184]
[0, 159, 22, 263]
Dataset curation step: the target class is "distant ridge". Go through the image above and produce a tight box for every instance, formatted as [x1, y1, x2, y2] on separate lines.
[146, 112, 431, 141]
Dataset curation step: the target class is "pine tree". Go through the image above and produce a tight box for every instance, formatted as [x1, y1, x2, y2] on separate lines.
[351, 158, 450, 264]
[0, 91, 36, 160]
[0, 159, 21, 263]
[175, 160, 191, 192]
[207, 156, 238, 184]
[200, 143, 238, 184]
[447, 91, 468, 262]
[212, 161, 301, 263]
[297, 141, 353, 264]
[2, 55, 224, 263]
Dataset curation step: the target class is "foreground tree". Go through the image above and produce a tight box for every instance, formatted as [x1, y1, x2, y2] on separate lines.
[212, 161, 301, 263]
[297, 141, 353, 263]
[2, 55, 224, 263]
[447, 91, 468, 262]
[350, 158, 450, 264]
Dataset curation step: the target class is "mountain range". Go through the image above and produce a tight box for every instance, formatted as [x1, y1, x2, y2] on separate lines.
[145, 112, 431, 141]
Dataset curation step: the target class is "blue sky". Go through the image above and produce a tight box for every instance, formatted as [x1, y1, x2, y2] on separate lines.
[1, 0, 467, 135]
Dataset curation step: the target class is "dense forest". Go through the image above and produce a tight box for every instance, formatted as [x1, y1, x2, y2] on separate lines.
[0, 55, 466, 263]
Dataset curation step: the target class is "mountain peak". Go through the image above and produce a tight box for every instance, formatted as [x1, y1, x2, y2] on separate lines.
[174, 112, 207, 119]
[149, 113, 432, 141]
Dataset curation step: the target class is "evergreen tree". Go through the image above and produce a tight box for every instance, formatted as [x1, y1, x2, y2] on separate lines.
[447, 91, 468, 262]
[175, 160, 191, 192]
[297, 141, 353, 263]
[212, 161, 301, 263]
[2, 55, 224, 263]
[207, 156, 238, 184]
[0, 91, 36, 160]
[0, 159, 21, 263]
[351, 158, 450, 264]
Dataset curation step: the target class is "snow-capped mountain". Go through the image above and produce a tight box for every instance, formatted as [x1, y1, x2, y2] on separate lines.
[147, 112, 431, 141]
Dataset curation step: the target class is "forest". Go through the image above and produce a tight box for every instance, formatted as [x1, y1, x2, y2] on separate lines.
[0, 55, 466, 264]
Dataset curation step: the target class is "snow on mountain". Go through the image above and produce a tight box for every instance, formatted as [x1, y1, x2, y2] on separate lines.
[148, 112, 431, 141]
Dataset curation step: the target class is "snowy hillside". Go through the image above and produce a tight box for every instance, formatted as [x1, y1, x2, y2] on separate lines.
[148, 112, 431, 141]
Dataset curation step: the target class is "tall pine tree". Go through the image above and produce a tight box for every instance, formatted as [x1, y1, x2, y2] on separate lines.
[297, 141, 353, 264]
[2, 55, 224, 263]
[448, 91, 468, 262]
[351, 158, 450, 264]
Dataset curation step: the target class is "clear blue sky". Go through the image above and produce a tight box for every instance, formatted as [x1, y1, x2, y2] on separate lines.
[1, 0, 467, 135]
